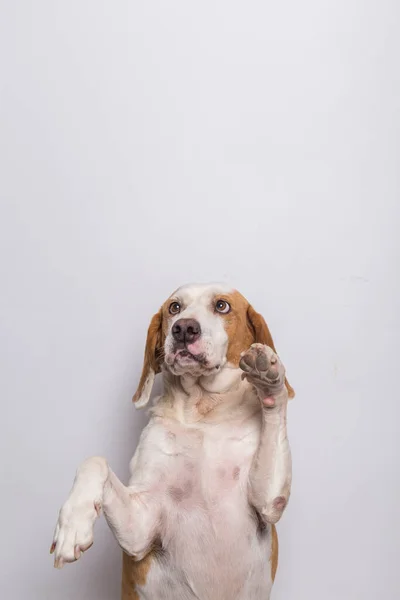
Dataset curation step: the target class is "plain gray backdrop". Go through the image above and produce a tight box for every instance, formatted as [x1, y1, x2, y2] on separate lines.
[0, 1, 399, 599]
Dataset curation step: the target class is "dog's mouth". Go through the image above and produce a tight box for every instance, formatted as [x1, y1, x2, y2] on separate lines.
[165, 347, 221, 375]
[174, 349, 207, 365]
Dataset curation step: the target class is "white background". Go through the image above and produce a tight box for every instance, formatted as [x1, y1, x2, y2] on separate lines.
[1, 2, 399, 599]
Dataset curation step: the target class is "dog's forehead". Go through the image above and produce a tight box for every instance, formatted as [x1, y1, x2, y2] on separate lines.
[171, 282, 234, 305]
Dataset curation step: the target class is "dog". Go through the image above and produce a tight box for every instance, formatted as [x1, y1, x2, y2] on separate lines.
[51, 282, 294, 600]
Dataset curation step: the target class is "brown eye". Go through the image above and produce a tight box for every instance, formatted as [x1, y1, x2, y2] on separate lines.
[215, 300, 230, 314]
[169, 301, 181, 315]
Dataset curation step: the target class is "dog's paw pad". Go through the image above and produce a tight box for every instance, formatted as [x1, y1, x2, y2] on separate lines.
[239, 344, 285, 388]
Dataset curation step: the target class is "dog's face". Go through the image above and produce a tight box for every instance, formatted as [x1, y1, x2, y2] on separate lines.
[132, 282, 293, 407]
[163, 283, 238, 377]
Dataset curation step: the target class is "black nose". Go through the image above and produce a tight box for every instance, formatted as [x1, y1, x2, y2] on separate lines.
[172, 319, 201, 344]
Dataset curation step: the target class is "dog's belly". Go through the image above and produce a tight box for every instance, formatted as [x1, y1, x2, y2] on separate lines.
[146, 507, 272, 600]
[133, 419, 273, 600]
[139, 502, 273, 600]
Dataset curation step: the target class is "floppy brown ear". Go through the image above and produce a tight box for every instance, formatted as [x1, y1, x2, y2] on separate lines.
[247, 304, 295, 399]
[132, 308, 164, 408]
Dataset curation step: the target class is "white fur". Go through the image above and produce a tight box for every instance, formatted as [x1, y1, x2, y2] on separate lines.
[51, 283, 292, 600]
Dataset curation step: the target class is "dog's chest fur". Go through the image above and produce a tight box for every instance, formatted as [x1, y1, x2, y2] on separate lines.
[127, 401, 274, 600]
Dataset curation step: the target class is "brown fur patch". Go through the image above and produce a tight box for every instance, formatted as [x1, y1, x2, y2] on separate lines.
[223, 291, 255, 365]
[121, 551, 154, 600]
[132, 308, 165, 403]
[270, 524, 279, 582]
[195, 394, 222, 415]
[222, 291, 294, 397]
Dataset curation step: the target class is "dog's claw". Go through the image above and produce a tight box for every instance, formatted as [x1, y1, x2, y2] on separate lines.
[54, 557, 64, 569]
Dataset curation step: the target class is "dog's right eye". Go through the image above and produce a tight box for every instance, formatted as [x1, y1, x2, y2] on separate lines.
[169, 302, 181, 315]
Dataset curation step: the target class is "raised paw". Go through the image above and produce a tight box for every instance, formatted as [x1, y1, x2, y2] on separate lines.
[50, 499, 100, 568]
[239, 343, 285, 396]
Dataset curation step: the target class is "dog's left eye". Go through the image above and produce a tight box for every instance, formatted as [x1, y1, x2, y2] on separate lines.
[215, 300, 230, 314]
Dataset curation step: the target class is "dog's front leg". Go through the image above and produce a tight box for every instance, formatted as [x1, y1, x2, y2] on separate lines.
[240, 344, 291, 524]
[50, 457, 160, 568]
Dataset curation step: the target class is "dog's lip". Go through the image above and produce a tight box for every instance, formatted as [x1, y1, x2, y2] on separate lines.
[175, 349, 206, 364]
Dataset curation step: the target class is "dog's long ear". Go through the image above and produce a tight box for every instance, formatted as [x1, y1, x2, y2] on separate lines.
[132, 308, 164, 408]
[247, 304, 295, 399]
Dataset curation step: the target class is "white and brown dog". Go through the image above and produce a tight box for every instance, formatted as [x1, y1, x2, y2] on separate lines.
[51, 283, 294, 600]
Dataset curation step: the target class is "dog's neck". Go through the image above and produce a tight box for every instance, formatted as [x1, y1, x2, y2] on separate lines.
[152, 365, 258, 425]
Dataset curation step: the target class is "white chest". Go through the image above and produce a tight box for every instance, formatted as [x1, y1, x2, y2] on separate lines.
[129, 417, 272, 600]
[161, 419, 258, 500]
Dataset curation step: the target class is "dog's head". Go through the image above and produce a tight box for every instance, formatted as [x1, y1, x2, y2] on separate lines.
[132, 283, 294, 407]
